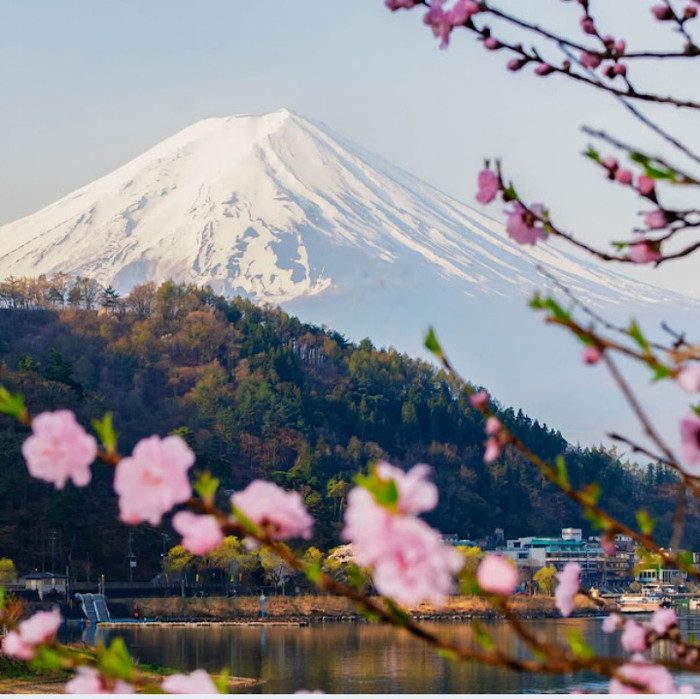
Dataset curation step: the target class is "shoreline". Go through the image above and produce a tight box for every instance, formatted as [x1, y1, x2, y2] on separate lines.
[114, 593, 610, 624]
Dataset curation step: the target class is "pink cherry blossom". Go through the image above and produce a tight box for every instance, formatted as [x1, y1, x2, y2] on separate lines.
[114, 435, 194, 526]
[485, 416, 502, 436]
[615, 169, 633, 184]
[638, 175, 655, 195]
[231, 480, 313, 540]
[369, 514, 464, 607]
[644, 209, 668, 229]
[477, 554, 519, 595]
[582, 346, 602, 365]
[172, 511, 223, 555]
[602, 613, 622, 633]
[162, 670, 219, 694]
[448, 0, 480, 25]
[469, 390, 489, 409]
[65, 667, 134, 694]
[554, 562, 580, 617]
[505, 203, 546, 246]
[629, 241, 661, 264]
[676, 364, 700, 393]
[21, 410, 97, 489]
[17, 608, 61, 646]
[621, 619, 648, 653]
[342, 483, 462, 607]
[679, 413, 700, 470]
[609, 661, 688, 694]
[475, 169, 500, 204]
[580, 51, 602, 69]
[650, 607, 677, 636]
[1, 631, 34, 660]
[2, 608, 63, 660]
[423, 3, 452, 48]
[375, 462, 438, 515]
[484, 437, 501, 463]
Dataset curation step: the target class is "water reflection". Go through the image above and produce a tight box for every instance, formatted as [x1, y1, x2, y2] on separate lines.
[64, 616, 700, 694]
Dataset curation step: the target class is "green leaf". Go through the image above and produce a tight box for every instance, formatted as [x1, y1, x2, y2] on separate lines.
[194, 471, 220, 504]
[347, 563, 366, 590]
[584, 145, 600, 162]
[635, 509, 655, 536]
[0, 585, 5, 611]
[677, 550, 694, 569]
[424, 327, 443, 357]
[29, 646, 63, 672]
[579, 482, 601, 507]
[628, 320, 650, 354]
[305, 561, 323, 584]
[98, 637, 134, 680]
[651, 365, 673, 382]
[555, 455, 570, 489]
[212, 667, 228, 694]
[691, 403, 700, 417]
[566, 629, 595, 660]
[355, 470, 399, 511]
[0, 386, 27, 421]
[92, 413, 118, 453]
[472, 621, 495, 651]
[437, 647, 459, 661]
[502, 182, 518, 202]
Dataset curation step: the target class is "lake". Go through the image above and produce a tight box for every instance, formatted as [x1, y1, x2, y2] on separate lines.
[66, 614, 700, 693]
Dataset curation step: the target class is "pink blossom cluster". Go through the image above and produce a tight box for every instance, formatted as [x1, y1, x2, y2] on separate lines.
[609, 660, 693, 694]
[114, 435, 195, 526]
[342, 462, 463, 607]
[602, 607, 678, 655]
[601, 158, 655, 197]
[554, 562, 580, 617]
[651, 3, 697, 21]
[173, 511, 223, 555]
[231, 480, 314, 540]
[421, 0, 481, 48]
[65, 667, 134, 694]
[483, 416, 503, 464]
[21, 410, 97, 489]
[162, 669, 219, 693]
[628, 240, 662, 265]
[1, 608, 62, 661]
[476, 554, 519, 595]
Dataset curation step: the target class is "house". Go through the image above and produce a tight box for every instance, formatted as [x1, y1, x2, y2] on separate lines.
[21, 572, 67, 600]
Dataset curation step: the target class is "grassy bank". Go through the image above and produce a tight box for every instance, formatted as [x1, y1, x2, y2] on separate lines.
[121, 593, 605, 622]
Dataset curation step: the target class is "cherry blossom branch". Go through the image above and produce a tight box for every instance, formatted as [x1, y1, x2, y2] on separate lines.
[424, 334, 700, 579]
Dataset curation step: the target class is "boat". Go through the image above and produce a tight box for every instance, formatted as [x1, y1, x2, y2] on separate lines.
[618, 594, 672, 613]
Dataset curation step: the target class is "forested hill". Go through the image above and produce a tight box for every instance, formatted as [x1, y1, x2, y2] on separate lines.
[0, 280, 685, 580]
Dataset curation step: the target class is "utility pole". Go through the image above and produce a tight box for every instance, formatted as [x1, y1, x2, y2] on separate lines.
[127, 532, 136, 583]
[49, 529, 57, 573]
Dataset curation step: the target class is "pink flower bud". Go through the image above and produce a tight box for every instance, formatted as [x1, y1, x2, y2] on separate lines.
[485, 416, 502, 436]
[580, 16, 596, 34]
[483, 36, 500, 50]
[644, 209, 668, 229]
[651, 4, 674, 20]
[615, 169, 633, 184]
[534, 62, 554, 76]
[582, 346, 602, 365]
[676, 364, 700, 393]
[469, 390, 489, 409]
[629, 240, 662, 264]
[638, 174, 655, 195]
[684, 4, 698, 18]
[601, 156, 618, 171]
[554, 563, 580, 617]
[615, 39, 627, 54]
[484, 437, 501, 463]
[613, 62, 627, 76]
[580, 51, 602, 69]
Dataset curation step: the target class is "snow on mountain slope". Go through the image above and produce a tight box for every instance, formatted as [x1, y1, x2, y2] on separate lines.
[0, 108, 696, 447]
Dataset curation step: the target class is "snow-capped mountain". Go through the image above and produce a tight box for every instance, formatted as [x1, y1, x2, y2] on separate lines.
[0, 109, 695, 447]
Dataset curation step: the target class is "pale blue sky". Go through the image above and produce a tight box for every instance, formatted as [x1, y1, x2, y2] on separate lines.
[1, 0, 698, 295]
